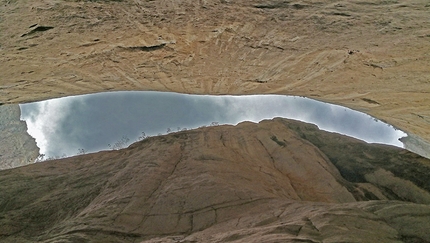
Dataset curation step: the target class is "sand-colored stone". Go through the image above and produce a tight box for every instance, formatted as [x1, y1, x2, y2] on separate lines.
[0, 118, 429, 242]
[1, 1, 430, 242]
[0, 0, 429, 146]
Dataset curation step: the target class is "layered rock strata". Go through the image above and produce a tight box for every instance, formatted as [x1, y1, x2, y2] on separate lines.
[0, 0, 429, 148]
[0, 118, 428, 242]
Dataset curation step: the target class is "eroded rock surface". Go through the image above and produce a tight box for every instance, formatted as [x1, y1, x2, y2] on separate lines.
[0, 105, 39, 169]
[0, 118, 428, 242]
[1, 0, 429, 241]
[0, 0, 429, 147]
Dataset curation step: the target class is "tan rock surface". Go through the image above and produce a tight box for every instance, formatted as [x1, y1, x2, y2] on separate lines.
[1, 1, 430, 242]
[1, 0, 429, 145]
[0, 118, 429, 242]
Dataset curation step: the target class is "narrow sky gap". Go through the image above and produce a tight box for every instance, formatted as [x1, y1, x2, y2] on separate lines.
[19, 91, 407, 159]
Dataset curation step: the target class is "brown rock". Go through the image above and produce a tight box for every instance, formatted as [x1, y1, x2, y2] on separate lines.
[1, 0, 430, 242]
[0, 118, 429, 242]
[0, 0, 429, 147]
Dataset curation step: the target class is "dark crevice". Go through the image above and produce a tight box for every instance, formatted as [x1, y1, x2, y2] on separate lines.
[253, 1, 309, 10]
[331, 12, 352, 17]
[220, 134, 226, 147]
[333, 12, 351, 17]
[291, 3, 307, 9]
[362, 188, 380, 200]
[361, 98, 380, 105]
[254, 4, 288, 9]
[380, 186, 408, 201]
[305, 217, 320, 232]
[256, 139, 276, 165]
[254, 79, 268, 83]
[21, 26, 54, 37]
[270, 136, 286, 147]
[65, 228, 142, 239]
[119, 43, 166, 52]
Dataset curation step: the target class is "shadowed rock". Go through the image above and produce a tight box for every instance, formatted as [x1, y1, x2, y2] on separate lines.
[0, 118, 428, 242]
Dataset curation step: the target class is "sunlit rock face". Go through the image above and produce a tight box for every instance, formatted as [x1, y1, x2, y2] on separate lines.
[0, 105, 39, 169]
[0, 118, 429, 243]
[1, 0, 429, 147]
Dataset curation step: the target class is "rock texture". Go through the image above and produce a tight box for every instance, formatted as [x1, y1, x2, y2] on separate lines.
[0, 0, 429, 147]
[401, 134, 430, 159]
[0, 105, 39, 169]
[0, 118, 429, 242]
[1, 0, 430, 242]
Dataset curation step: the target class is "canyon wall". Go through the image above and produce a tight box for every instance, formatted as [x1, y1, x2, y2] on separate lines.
[0, 118, 429, 242]
[0, 1, 429, 242]
[1, 0, 429, 147]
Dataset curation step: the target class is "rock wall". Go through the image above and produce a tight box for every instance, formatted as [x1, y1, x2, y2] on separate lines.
[0, 118, 428, 242]
[0, 105, 39, 170]
[0, 0, 429, 241]
[0, 0, 429, 149]
[401, 133, 430, 160]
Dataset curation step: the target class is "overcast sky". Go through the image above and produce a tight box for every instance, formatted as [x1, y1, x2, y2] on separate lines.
[19, 91, 407, 158]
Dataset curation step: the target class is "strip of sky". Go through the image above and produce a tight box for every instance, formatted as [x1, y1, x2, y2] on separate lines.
[20, 91, 407, 159]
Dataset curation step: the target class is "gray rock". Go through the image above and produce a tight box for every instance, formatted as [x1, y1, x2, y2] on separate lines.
[0, 104, 39, 170]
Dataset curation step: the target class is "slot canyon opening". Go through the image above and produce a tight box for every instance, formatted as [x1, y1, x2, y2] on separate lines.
[18, 91, 407, 160]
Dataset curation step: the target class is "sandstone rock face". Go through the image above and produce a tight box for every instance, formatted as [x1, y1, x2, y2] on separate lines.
[0, 0, 429, 147]
[1, 0, 429, 242]
[0, 105, 39, 170]
[0, 118, 428, 242]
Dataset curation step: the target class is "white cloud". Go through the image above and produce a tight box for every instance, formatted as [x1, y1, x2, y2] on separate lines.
[20, 96, 77, 157]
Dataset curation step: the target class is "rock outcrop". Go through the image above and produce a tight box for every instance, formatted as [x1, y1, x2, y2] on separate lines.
[401, 134, 430, 160]
[0, 105, 39, 169]
[1, 118, 429, 242]
[0, 0, 429, 148]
